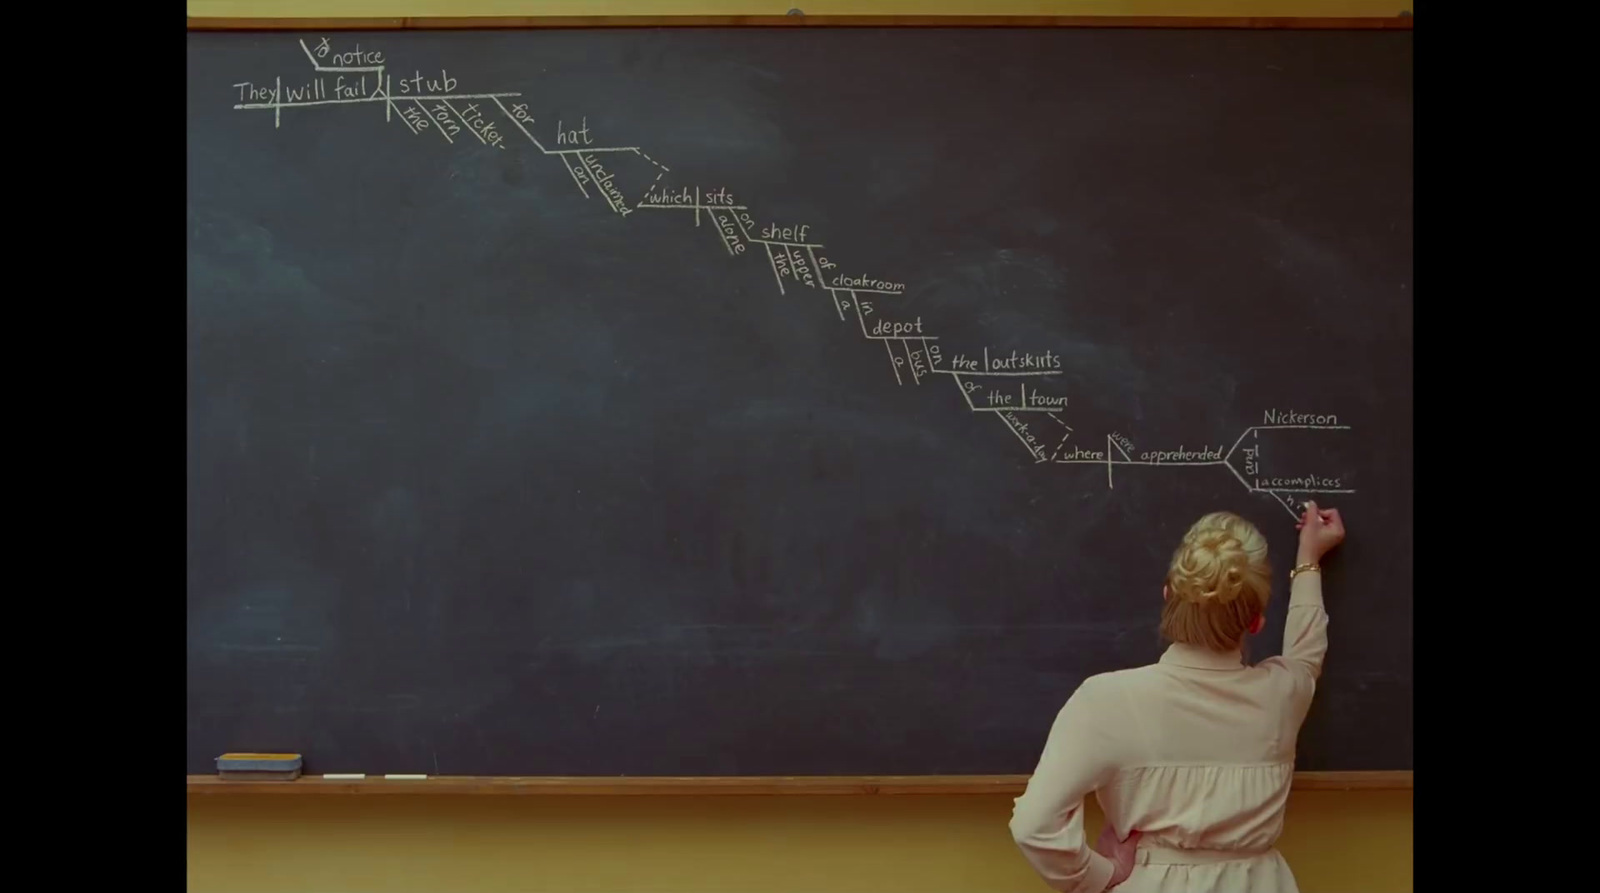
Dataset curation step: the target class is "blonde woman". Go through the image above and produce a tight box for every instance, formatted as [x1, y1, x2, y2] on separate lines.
[1010, 501, 1345, 892]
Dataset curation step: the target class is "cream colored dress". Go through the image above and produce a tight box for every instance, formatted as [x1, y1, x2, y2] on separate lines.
[1010, 572, 1328, 892]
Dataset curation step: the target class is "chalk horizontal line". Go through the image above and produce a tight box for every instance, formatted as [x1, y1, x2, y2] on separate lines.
[861, 334, 940, 341]
[235, 92, 520, 109]
[636, 203, 751, 211]
[932, 369, 1061, 378]
[1055, 459, 1228, 466]
[1253, 487, 1356, 494]
[1251, 424, 1352, 431]
[825, 286, 907, 296]
[552, 147, 640, 155]
[968, 406, 1066, 413]
[747, 238, 826, 248]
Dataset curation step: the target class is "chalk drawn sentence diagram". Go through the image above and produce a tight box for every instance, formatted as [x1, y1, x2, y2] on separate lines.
[226, 38, 1356, 519]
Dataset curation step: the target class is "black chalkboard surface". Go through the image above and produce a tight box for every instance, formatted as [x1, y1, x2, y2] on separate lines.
[187, 27, 1412, 776]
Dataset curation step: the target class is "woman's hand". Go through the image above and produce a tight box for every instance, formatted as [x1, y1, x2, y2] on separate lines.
[1095, 824, 1141, 888]
[1295, 500, 1345, 565]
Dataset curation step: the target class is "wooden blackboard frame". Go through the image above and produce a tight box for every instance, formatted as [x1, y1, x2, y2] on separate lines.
[186, 14, 1412, 795]
[186, 15, 1413, 31]
[188, 771, 1412, 794]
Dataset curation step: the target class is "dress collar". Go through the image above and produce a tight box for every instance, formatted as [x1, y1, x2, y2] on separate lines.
[1159, 642, 1245, 670]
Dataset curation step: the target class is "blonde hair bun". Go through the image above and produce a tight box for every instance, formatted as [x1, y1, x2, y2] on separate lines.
[1160, 512, 1273, 650]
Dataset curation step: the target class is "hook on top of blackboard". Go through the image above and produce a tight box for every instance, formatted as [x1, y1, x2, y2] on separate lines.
[788, 8, 805, 15]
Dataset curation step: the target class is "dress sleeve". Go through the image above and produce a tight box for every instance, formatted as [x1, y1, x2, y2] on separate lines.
[1009, 677, 1121, 893]
[1259, 571, 1329, 702]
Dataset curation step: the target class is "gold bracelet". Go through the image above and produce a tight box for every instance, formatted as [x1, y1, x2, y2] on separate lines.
[1290, 563, 1321, 581]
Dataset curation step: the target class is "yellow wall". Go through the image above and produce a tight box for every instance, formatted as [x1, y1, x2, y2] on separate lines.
[186, 3, 1411, 891]
[189, 791, 1412, 892]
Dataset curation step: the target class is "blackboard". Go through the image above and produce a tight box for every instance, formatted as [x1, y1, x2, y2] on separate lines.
[187, 27, 1412, 776]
